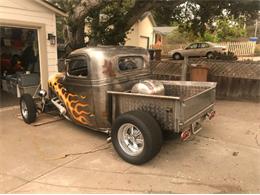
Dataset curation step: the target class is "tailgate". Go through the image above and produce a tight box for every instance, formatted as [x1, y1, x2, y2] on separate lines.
[181, 82, 216, 126]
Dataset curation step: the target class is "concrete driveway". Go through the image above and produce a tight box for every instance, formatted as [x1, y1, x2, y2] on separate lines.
[0, 100, 259, 193]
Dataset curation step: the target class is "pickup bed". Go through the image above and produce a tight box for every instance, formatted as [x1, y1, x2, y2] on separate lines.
[109, 80, 216, 134]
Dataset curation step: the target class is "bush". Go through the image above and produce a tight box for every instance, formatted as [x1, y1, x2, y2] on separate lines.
[212, 51, 238, 61]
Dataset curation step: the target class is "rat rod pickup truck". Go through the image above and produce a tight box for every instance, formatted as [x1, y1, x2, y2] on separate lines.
[20, 46, 216, 165]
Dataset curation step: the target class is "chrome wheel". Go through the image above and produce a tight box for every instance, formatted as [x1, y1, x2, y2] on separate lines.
[173, 53, 181, 60]
[21, 100, 28, 119]
[207, 52, 214, 59]
[20, 94, 37, 124]
[117, 123, 144, 156]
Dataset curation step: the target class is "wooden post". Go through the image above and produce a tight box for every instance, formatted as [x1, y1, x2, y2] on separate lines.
[181, 56, 188, 81]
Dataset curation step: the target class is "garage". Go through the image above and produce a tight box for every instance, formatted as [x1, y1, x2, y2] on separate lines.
[0, 0, 66, 108]
[0, 26, 40, 107]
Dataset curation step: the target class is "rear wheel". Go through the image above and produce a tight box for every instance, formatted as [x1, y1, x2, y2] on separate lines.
[20, 94, 37, 124]
[206, 52, 214, 59]
[111, 111, 162, 165]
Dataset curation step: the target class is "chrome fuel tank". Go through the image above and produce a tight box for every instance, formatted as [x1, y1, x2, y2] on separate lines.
[131, 80, 165, 95]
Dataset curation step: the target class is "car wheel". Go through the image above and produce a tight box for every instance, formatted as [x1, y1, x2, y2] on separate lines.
[206, 52, 214, 59]
[111, 111, 162, 165]
[172, 53, 182, 60]
[20, 94, 37, 124]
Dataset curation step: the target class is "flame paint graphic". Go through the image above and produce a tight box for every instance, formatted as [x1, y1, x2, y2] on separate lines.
[48, 73, 93, 126]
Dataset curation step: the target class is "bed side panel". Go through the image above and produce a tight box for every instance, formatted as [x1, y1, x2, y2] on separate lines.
[111, 94, 177, 131]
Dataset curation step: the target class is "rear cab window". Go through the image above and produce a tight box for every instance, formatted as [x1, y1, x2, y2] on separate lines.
[118, 56, 144, 72]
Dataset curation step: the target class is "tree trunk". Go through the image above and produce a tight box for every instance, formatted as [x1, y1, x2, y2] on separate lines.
[63, 20, 85, 55]
[69, 20, 86, 49]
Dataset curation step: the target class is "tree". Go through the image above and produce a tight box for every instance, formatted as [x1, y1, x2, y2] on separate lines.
[50, 0, 259, 52]
[50, 0, 102, 50]
[214, 17, 247, 41]
[50, 0, 185, 52]
[153, 0, 259, 39]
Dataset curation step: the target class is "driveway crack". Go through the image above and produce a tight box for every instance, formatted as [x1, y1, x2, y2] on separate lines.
[51, 144, 111, 160]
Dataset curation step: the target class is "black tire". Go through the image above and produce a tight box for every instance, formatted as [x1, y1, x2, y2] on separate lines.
[172, 53, 182, 60]
[20, 94, 37, 124]
[111, 111, 162, 165]
[206, 52, 214, 59]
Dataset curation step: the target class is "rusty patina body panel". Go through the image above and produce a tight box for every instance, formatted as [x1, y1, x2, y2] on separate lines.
[48, 46, 151, 132]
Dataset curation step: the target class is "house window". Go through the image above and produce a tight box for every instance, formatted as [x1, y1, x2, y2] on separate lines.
[118, 56, 143, 72]
[67, 59, 88, 77]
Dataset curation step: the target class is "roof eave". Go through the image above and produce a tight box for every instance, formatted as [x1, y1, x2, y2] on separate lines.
[148, 14, 157, 27]
[140, 12, 157, 27]
[36, 0, 68, 17]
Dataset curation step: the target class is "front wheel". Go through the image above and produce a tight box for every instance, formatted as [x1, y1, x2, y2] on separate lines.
[111, 111, 162, 165]
[172, 53, 182, 60]
[20, 94, 37, 124]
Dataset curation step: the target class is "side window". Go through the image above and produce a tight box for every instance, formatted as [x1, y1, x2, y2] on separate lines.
[201, 43, 209, 48]
[118, 56, 143, 72]
[67, 59, 88, 77]
[187, 43, 197, 49]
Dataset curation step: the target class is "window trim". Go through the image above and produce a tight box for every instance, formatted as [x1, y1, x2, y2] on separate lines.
[66, 56, 89, 79]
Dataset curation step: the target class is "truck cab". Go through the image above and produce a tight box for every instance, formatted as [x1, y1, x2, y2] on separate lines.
[48, 46, 151, 132]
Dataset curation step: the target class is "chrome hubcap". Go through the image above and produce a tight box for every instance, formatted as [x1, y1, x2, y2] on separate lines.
[21, 101, 28, 119]
[117, 123, 144, 156]
[208, 53, 214, 58]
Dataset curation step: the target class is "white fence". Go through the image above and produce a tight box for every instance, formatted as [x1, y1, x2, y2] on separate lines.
[218, 42, 256, 56]
[161, 41, 256, 56]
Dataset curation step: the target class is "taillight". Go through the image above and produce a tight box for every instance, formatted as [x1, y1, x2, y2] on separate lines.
[180, 129, 191, 141]
[207, 111, 216, 120]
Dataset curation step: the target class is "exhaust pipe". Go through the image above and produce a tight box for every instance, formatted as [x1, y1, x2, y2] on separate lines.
[51, 98, 70, 121]
[51, 98, 66, 115]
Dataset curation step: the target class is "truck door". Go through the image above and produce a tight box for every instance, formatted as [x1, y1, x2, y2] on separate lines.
[62, 55, 96, 128]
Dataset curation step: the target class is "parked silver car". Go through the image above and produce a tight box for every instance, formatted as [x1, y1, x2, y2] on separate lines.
[169, 42, 227, 60]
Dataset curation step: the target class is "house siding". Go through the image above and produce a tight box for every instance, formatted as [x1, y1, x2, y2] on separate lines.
[125, 16, 154, 48]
